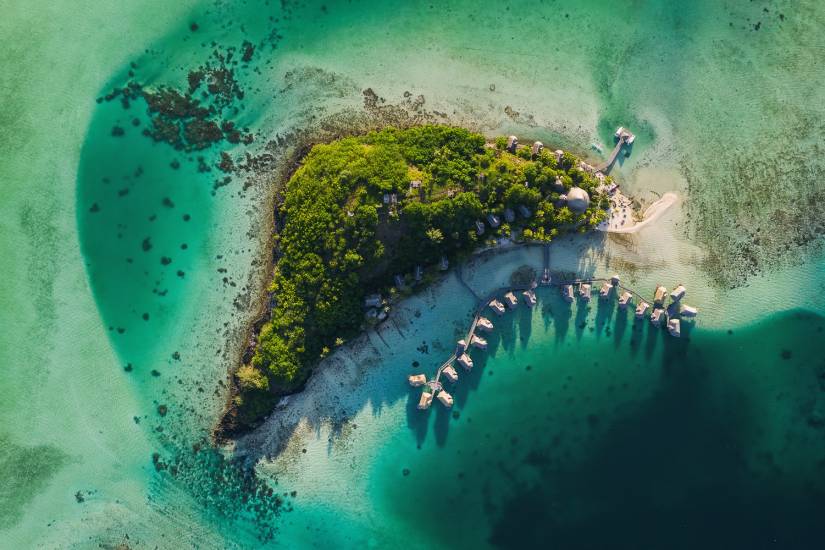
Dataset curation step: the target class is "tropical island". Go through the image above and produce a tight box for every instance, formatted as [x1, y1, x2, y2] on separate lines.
[218, 125, 616, 436]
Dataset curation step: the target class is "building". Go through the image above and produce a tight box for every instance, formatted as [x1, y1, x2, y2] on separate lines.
[619, 291, 633, 308]
[680, 305, 698, 317]
[439, 256, 449, 271]
[562, 284, 574, 303]
[475, 220, 485, 235]
[650, 308, 664, 326]
[471, 335, 488, 350]
[523, 289, 537, 307]
[555, 149, 563, 164]
[417, 391, 433, 410]
[567, 187, 591, 213]
[489, 299, 505, 316]
[394, 274, 406, 289]
[541, 268, 551, 286]
[599, 281, 612, 299]
[635, 301, 650, 319]
[364, 293, 382, 309]
[531, 141, 544, 156]
[442, 365, 458, 383]
[507, 135, 518, 152]
[504, 292, 518, 308]
[487, 213, 501, 228]
[477, 317, 494, 332]
[579, 283, 592, 301]
[455, 339, 467, 355]
[437, 390, 454, 408]
[670, 285, 686, 302]
[408, 374, 427, 387]
[667, 318, 681, 337]
[653, 286, 668, 306]
[503, 208, 515, 223]
[457, 353, 474, 371]
[610, 274, 620, 286]
[518, 205, 532, 218]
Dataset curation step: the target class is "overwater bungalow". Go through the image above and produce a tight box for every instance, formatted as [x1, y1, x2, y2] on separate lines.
[507, 135, 518, 152]
[654, 285, 668, 306]
[475, 220, 485, 235]
[471, 335, 488, 350]
[504, 292, 518, 309]
[562, 284, 574, 303]
[635, 301, 650, 319]
[489, 299, 506, 316]
[667, 318, 681, 337]
[417, 391, 433, 410]
[619, 291, 633, 308]
[457, 353, 474, 371]
[670, 284, 686, 302]
[518, 204, 532, 218]
[455, 339, 467, 355]
[442, 365, 458, 383]
[439, 256, 449, 271]
[437, 390, 454, 408]
[531, 141, 544, 156]
[680, 304, 698, 317]
[599, 281, 612, 299]
[523, 289, 537, 307]
[408, 374, 427, 387]
[364, 293, 382, 308]
[610, 274, 620, 286]
[487, 213, 501, 228]
[477, 317, 494, 332]
[503, 208, 516, 223]
[579, 283, 592, 301]
[650, 308, 665, 326]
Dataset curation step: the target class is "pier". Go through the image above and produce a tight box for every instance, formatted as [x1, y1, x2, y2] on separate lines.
[598, 127, 635, 174]
[412, 268, 697, 409]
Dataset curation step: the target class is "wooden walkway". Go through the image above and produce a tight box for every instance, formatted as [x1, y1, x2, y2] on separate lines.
[598, 135, 628, 173]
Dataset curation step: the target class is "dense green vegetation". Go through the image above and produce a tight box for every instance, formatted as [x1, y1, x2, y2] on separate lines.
[234, 125, 610, 423]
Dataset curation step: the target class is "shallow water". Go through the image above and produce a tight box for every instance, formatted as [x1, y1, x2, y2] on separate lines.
[2, 0, 825, 547]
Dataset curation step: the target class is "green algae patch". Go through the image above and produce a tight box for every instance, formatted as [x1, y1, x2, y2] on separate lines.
[221, 124, 612, 436]
[0, 433, 68, 530]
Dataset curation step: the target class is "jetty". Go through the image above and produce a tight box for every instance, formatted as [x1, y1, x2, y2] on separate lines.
[598, 127, 635, 174]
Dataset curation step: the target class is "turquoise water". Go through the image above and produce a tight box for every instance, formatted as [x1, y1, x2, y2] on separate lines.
[3, 0, 825, 547]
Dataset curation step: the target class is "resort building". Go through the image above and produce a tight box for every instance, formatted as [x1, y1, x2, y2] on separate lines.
[523, 289, 537, 307]
[457, 353, 474, 371]
[417, 391, 433, 410]
[654, 285, 668, 306]
[680, 305, 698, 317]
[599, 281, 612, 299]
[555, 149, 563, 164]
[579, 283, 592, 301]
[455, 339, 467, 355]
[567, 187, 591, 213]
[489, 299, 506, 316]
[650, 308, 665, 326]
[408, 374, 427, 387]
[610, 274, 620, 286]
[667, 318, 681, 338]
[394, 274, 406, 289]
[442, 365, 458, 383]
[619, 291, 633, 308]
[504, 292, 518, 308]
[477, 317, 494, 332]
[518, 205, 532, 218]
[531, 141, 544, 156]
[364, 293, 382, 308]
[562, 284, 574, 303]
[503, 208, 516, 223]
[635, 301, 650, 319]
[437, 390, 454, 408]
[471, 335, 488, 350]
[487, 213, 501, 228]
[670, 284, 686, 302]
[475, 220, 485, 235]
[507, 135, 518, 152]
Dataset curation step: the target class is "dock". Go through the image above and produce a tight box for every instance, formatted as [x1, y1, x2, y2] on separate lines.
[598, 127, 635, 174]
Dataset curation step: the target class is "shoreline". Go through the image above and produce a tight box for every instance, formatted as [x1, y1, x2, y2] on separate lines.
[600, 192, 678, 234]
